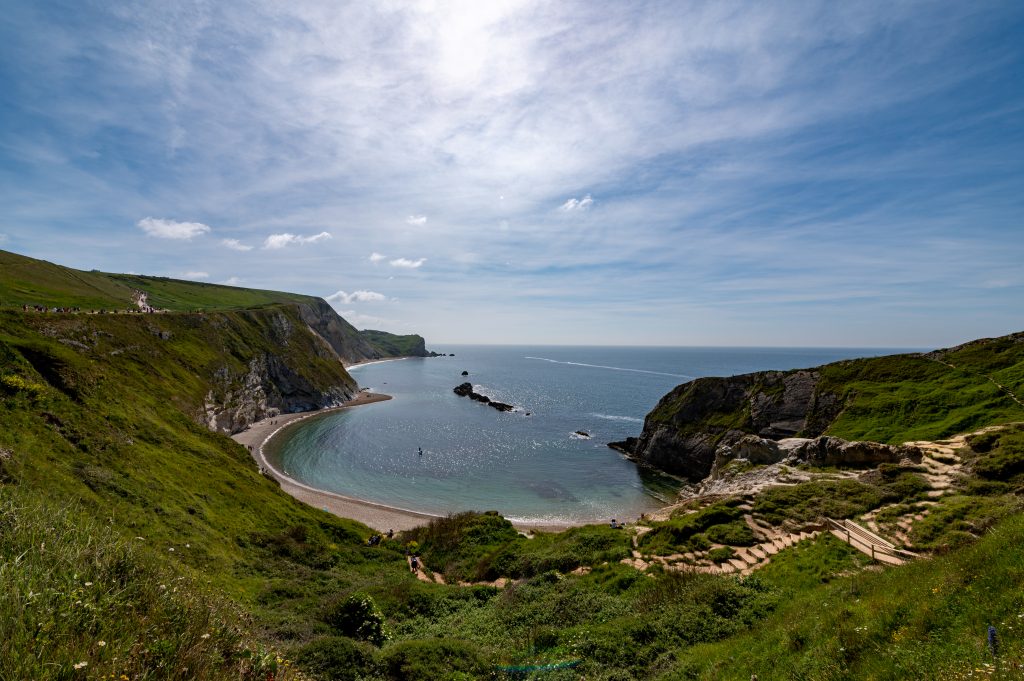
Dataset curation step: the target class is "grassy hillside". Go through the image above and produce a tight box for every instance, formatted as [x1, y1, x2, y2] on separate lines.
[0, 249, 319, 311]
[819, 347, 1024, 442]
[358, 329, 428, 357]
[647, 334, 1024, 449]
[2, 252, 1024, 678]
[0, 249, 430, 362]
[0, 249, 138, 309]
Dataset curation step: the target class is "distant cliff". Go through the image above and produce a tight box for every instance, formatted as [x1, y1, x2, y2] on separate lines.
[624, 333, 1024, 481]
[358, 329, 433, 359]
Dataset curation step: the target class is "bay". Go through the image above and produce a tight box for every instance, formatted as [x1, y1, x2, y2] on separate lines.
[269, 345, 910, 525]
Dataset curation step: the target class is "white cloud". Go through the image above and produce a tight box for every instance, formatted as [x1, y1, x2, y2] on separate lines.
[263, 231, 332, 249]
[183, 271, 209, 279]
[559, 194, 593, 212]
[137, 217, 211, 240]
[326, 289, 388, 304]
[390, 257, 426, 268]
[0, 233, 8, 244]
[220, 276, 243, 286]
[335, 309, 398, 329]
[406, 215, 428, 226]
[222, 238, 253, 251]
[369, 252, 387, 263]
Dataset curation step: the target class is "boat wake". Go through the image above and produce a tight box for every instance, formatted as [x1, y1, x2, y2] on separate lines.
[525, 356, 692, 379]
[591, 413, 643, 423]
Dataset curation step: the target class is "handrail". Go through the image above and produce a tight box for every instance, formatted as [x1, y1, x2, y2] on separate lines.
[826, 518, 919, 561]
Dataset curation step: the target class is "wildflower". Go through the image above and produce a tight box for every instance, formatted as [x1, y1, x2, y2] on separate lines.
[200, 633, 210, 639]
[85, 582, 93, 587]
[168, 547, 175, 552]
[98, 640, 106, 647]
[73, 661, 88, 669]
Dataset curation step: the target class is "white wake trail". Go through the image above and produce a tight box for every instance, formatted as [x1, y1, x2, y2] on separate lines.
[524, 356, 692, 380]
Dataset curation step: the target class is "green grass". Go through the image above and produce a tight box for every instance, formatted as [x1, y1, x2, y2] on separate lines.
[639, 500, 755, 555]
[0, 485, 296, 681]
[4, 250, 1024, 679]
[358, 330, 428, 357]
[645, 337, 1024, 454]
[403, 512, 633, 582]
[0, 249, 316, 311]
[661, 514, 1024, 680]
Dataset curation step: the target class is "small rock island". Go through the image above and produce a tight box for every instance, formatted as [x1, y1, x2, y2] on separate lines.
[453, 382, 515, 412]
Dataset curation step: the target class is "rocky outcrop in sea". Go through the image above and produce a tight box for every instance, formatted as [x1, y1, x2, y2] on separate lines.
[453, 382, 515, 412]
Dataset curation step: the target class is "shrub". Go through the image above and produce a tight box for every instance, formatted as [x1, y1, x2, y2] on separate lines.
[323, 594, 389, 646]
[707, 547, 735, 563]
[379, 639, 487, 680]
[293, 636, 376, 680]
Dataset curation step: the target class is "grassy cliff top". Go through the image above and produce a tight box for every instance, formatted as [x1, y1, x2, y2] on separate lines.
[0, 249, 316, 311]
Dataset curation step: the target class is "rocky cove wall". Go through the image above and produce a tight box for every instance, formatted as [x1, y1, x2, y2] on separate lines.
[628, 369, 851, 481]
[200, 306, 357, 434]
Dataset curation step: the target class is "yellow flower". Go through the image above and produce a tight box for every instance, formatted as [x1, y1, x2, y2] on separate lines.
[98, 640, 106, 647]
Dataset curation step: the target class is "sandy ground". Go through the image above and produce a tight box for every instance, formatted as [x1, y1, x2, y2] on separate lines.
[232, 390, 577, 533]
[231, 391, 441, 532]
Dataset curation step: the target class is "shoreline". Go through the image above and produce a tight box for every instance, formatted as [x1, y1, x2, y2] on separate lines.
[231, 390, 579, 533]
[343, 355, 413, 369]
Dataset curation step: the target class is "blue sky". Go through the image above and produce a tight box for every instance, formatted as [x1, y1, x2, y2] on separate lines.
[1, 1, 1022, 347]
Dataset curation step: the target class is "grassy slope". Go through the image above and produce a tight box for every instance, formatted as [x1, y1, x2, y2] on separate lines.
[647, 337, 1024, 447]
[819, 349, 1024, 443]
[668, 517, 1024, 680]
[0, 310, 411, 640]
[0, 250, 427, 360]
[358, 330, 427, 357]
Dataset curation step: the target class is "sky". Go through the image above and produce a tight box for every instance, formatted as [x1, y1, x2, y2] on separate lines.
[1, 1, 1022, 348]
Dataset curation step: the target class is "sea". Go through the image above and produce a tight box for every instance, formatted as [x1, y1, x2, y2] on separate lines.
[267, 345, 912, 526]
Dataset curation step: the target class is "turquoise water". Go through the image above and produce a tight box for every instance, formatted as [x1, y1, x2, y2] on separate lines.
[271, 345, 908, 525]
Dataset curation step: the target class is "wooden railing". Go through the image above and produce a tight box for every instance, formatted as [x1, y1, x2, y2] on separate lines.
[826, 518, 919, 565]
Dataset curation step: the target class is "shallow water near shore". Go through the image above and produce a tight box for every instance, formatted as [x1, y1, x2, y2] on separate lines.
[269, 345, 909, 525]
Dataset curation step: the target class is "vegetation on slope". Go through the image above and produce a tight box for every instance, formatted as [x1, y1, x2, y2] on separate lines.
[3, 251, 1024, 679]
[358, 329, 429, 358]
[644, 335, 1024, 456]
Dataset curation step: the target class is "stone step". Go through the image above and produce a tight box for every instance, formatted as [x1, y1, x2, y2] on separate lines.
[761, 542, 779, 555]
[727, 558, 748, 572]
[749, 545, 767, 560]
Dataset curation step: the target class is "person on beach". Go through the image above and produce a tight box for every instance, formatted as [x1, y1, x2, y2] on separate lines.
[418, 446, 423, 456]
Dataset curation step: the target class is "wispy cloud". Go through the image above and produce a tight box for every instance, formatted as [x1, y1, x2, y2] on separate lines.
[220, 276, 243, 286]
[182, 271, 209, 279]
[2, 3, 1022, 346]
[222, 238, 253, 251]
[326, 289, 387, 304]
[137, 217, 210, 240]
[263, 231, 332, 249]
[390, 257, 426, 269]
[559, 195, 593, 212]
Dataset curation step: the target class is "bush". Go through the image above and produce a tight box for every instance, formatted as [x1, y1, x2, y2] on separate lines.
[293, 637, 376, 680]
[707, 547, 735, 564]
[379, 639, 487, 680]
[323, 594, 388, 646]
